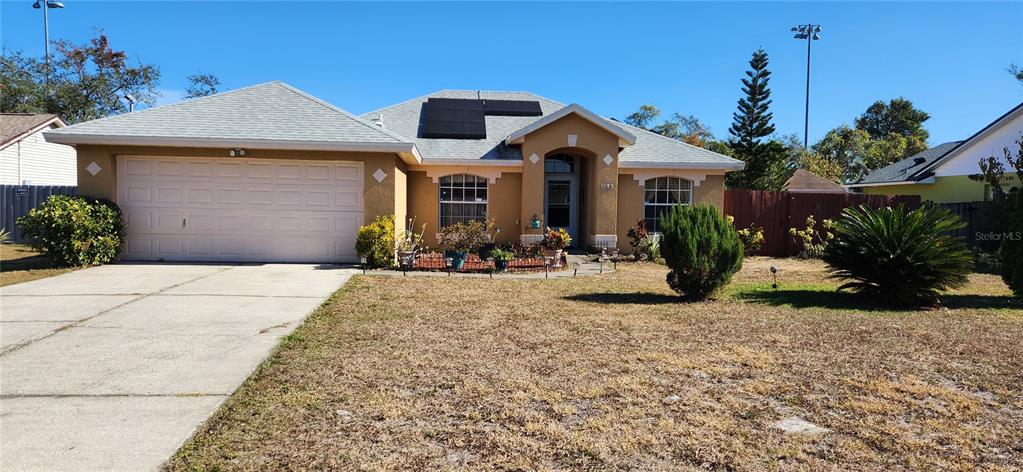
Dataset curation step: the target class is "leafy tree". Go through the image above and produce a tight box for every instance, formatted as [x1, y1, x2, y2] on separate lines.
[625, 104, 660, 129]
[853, 98, 929, 158]
[796, 151, 844, 183]
[0, 33, 160, 123]
[726, 49, 785, 189]
[1009, 64, 1023, 87]
[184, 72, 220, 99]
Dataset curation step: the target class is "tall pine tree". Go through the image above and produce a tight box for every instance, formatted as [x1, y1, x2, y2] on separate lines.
[727, 49, 786, 189]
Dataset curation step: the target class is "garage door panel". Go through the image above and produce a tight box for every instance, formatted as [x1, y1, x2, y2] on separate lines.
[117, 157, 365, 263]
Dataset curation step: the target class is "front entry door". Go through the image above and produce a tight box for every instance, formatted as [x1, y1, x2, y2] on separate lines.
[544, 175, 578, 244]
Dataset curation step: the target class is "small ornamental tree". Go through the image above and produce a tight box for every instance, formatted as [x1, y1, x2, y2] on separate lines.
[1001, 190, 1023, 296]
[17, 195, 125, 266]
[660, 205, 744, 301]
[822, 204, 972, 307]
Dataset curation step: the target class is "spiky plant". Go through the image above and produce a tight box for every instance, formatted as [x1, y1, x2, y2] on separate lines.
[822, 204, 972, 307]
[660, 205, 744, 301]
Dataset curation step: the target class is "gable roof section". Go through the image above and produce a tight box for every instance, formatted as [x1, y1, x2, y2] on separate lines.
[45, 82, 421, 163]
[504, 103, 636, 146]
[783, 169, 846, 193]
[917, 101, 1023, 176]
[0, 113, 65, 151]
[363, 90, 743, 169]
[849, 141, 962, 186]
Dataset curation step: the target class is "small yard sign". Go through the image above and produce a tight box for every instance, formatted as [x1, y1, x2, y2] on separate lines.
[15, 186, 29, 197]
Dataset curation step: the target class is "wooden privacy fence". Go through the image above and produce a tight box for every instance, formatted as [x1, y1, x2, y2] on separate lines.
[1, 185, 77, 243]
[724, 190, 922, 257]
[934, 201, 1001, 251]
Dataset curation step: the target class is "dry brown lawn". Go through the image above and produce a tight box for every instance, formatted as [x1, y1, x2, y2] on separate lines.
[169, 258, 1023, 471]
[0, 243, 73, 287]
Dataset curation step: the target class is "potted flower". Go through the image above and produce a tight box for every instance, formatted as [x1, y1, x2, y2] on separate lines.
[396, 217, 426, 268]
[438, 220, 489, 270]
[538, 227, 571, 264]
[490, 248, 514, 271]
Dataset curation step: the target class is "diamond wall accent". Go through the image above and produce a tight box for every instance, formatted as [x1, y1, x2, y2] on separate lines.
[528, 153, 540, 164]
[567, 134, 578, 147]
[372, 168, 387, 183]
[86, 161, 102, 176]
[603, 154, 614, 166]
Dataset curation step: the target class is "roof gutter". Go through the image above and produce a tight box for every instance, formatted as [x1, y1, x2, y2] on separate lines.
[618, 161, 745, 171]
[43, 132, 423, 165]
[844, 177, 935, 188]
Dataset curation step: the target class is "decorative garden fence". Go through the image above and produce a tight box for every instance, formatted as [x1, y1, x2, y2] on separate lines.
[724, 190, 922, 257]
[1, 185, 77, 243]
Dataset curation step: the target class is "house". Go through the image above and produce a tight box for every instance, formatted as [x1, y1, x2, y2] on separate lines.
[44, 81, 742, 263]
[847, 102, 1023, 203]
[782, 169, 846, 194]
[1, 113, 77, 186]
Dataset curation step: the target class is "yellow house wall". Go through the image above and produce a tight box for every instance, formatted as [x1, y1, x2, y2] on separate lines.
[861, 175, 1022, 203]
[74, 144, 406, 237]
[518, 113, 621, 246]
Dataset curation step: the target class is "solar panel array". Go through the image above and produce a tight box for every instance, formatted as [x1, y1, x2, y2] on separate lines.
[421, 97, 543, 140]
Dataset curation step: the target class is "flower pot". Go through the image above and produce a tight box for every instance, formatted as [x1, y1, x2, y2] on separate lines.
[450, 252, 468, 270]
[397, 251, 416, 268]
[495, 259, 509, 271]
[542, 249, 563, 266]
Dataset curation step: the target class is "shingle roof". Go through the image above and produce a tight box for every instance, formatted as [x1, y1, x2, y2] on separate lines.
[783, 169, 846, 193]
[47, 82, 409, 146]
[1, 113, 63, 149]
[362, 90, 743, 168]
[853, 141, 962, 185]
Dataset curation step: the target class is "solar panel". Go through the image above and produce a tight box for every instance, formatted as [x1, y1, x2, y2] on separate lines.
[484, 99, 542, 116]
[422, 99, 486, 139]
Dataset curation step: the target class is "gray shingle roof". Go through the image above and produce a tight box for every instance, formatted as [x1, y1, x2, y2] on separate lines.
[47, 82, 409, 145]
[853, 141, 962, 185]
[362, 90, 743, 168]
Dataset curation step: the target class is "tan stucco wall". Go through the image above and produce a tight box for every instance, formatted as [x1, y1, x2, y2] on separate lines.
[616, 172, 727, 253]
[75, 145, 406, 236]
[405, 169, 522, 248]
[518, 113, 621, 246]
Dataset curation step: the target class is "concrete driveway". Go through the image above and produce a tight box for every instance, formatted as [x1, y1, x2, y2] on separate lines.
[0, 263, 356, 471]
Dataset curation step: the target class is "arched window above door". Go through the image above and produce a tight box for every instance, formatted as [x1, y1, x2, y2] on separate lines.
[545, 154, 575, 174]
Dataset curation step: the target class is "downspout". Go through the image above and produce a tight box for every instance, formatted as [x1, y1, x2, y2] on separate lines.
[17, 140, 22, 184]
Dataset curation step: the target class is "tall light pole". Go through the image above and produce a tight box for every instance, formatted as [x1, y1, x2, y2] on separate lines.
[791, 24, 821, 149]
[32, 0, 65, 68]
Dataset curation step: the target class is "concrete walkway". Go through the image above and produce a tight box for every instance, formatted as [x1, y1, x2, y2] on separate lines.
[0, 263, 356, 471]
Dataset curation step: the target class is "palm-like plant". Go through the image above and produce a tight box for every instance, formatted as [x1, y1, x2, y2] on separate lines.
[822, 204, 972, 307]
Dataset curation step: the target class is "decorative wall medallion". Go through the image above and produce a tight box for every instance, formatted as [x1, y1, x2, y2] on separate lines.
[567, 134, 578, 147]
[603, 154, 614, 166]
[529, 153, 540, 164]
[372, 168, 387, 183]
[86, 161, 102, 176]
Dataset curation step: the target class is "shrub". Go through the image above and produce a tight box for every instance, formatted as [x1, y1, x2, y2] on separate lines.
[728, 215, 765, 255]
[438, 220, 492, 254]
[1000, 191, 1023, 297]
[660, 204, 744, 301]
[490, 248, 514, 262]
[355, 215, 395, 268]
[17, 195, 125, 266]
[788, 215, 833, 259]
[0, 227, 10, 244]
[537, 227, 571, 251]
[822, 204, 972, 307]
[627, 219, 658, 261]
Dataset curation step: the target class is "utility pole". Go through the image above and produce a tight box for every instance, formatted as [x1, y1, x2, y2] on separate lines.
[791, 24, 821, 148]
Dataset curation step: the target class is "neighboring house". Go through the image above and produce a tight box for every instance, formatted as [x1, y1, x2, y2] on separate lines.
[783, 169, 846, 194]
[1, 113, 77, 186]
[847, 102, 1023, 203]
[44, 81, 742, 263]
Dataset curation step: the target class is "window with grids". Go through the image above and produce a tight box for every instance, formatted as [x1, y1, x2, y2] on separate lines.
[643, 176, 692, 233]
[439, 174, 488, 227]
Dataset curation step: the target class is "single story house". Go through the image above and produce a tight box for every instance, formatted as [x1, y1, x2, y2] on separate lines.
[1, 113, 77, 186]
[847, 101, 1023, 203]
[782, 169, 846, 194]
[44, 81, 743, 263]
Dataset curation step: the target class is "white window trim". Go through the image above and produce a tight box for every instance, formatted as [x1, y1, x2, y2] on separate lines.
[643, 176, 693, 233]
[438, 174, 489, 228]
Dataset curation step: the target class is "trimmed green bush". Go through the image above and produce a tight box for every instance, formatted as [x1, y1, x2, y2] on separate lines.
[1000, 191, 1023, 297]
[17, 195, 125, 266]
[355, 215, 395, 268]
[660, 204, 744, 301]
[822, 204, 972, 307]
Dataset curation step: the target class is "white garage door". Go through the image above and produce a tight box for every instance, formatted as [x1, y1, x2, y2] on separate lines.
[117, 156, 364, 263]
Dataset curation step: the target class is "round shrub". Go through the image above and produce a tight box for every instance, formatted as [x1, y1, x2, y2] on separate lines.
[822, 204, 972, 307]
[660, 204, 744, 301]
[17, 195, 125, 266]
[355, 215, 395, 268]
[1000, 191, 1023, 297]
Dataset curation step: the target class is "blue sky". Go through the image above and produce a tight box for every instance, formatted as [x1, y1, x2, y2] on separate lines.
[2, 1, 1021, 145]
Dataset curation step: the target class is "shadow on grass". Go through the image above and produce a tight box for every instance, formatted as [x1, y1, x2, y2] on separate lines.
[733, 285, 1023, 311]
[564, 292, 681, 305]
[0, 253, 62, 272]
